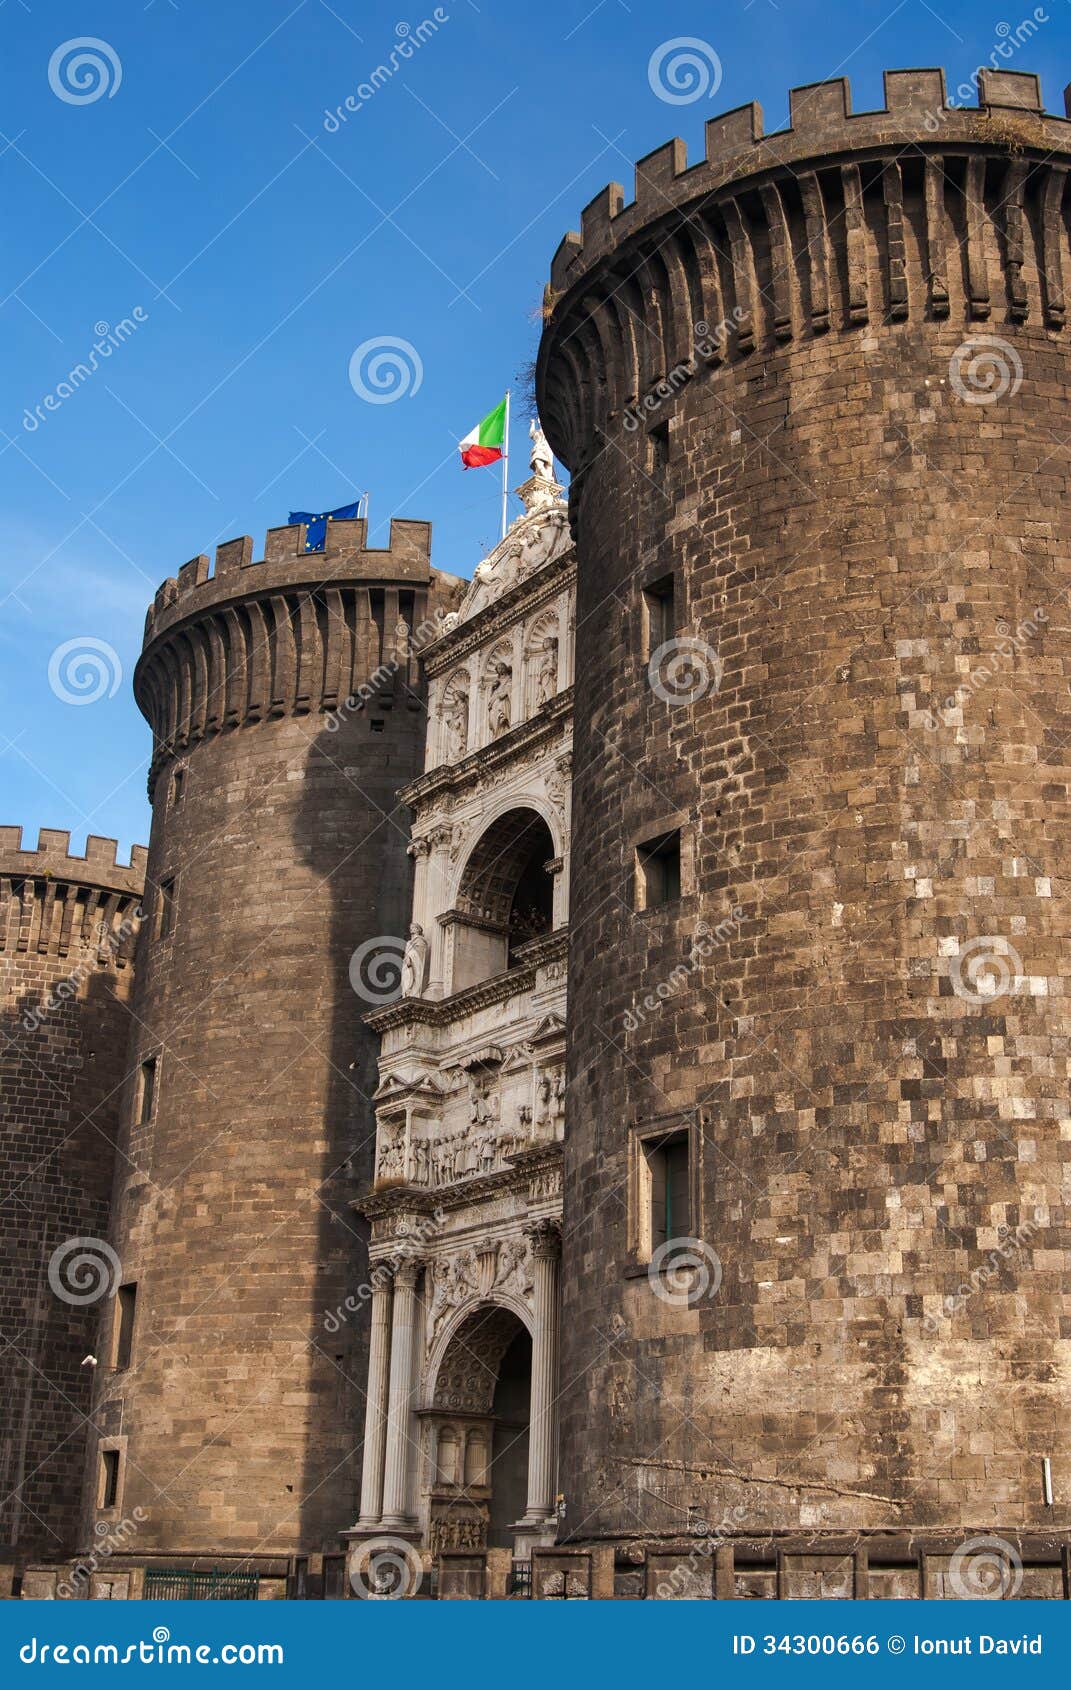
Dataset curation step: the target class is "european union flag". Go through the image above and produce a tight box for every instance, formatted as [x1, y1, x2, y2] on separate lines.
[288, 500, 363, 553]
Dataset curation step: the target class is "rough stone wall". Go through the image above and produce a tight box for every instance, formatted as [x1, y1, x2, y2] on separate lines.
[538, 70, 1071, 1547]
[0, 830, 143, 1561]
[91, 521, 462, 1558]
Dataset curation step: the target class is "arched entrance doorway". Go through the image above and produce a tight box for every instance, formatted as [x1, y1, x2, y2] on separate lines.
[425, 1304, 532, 1555]
[451, 808, 556, 990]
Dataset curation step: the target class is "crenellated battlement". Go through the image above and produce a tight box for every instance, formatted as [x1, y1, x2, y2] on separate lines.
[0, 826, 147, 891]
[539, 67, 1071, 472]
[548, 70, 1064, 292]
[143, 516, 433, 644]
[0, 827, 145, 961]
[134, 511, 462, 795]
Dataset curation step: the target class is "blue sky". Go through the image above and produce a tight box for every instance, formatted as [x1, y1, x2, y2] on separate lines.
[2, 0, 1070, 857]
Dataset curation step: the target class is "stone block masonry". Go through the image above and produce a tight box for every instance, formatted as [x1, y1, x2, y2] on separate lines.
[538, 67, 1071, 1559]
[89, 518, 462, 1564]
[0, 829, 144, 1562]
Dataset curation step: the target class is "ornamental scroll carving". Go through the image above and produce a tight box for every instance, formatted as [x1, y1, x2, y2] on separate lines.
[427, 1240, 534, 1351]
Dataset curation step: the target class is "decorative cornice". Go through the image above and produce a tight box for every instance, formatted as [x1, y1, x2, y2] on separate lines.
[364, 929, 568, 1033]
[401, 689, 573, 810]
[423, 546, 576, 679]
[353, 1142, 563, 1222]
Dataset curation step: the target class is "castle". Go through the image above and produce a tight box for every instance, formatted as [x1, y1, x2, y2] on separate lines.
[3, 66, 1071, 1602]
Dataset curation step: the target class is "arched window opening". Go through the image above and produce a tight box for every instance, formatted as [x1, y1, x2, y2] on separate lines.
[507, 835, 554, 963]
[451, 809, 556, 991]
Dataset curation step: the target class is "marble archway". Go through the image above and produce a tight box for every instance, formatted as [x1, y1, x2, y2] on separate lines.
[423, 1302, 532, 1554]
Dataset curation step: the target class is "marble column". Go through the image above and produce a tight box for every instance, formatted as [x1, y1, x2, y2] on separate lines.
[354, 1271, 393, 1527]
[522, 1220, 562, 1524]
[379, 1259, 422, 1529]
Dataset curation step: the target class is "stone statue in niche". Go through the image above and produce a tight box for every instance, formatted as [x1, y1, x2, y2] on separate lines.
[467, 1072, 493, 1126]
[487, 662, 512, 737]
[553, 1069, 566, 1129]
[535, 636, 559, 708]
[400, 923, 430, 997]
[534, 1072, 554, 1136]
[444, 687, 468, 760]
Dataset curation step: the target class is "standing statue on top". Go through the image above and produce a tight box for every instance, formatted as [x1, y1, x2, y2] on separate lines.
[529, 417, 555, 483]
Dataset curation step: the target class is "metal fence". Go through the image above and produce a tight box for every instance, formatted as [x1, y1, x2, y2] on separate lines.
[143, 1568, 260, 1601]
[508, 1561, 532, 1598]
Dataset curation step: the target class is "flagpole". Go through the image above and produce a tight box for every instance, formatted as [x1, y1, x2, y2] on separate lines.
[500, 389, 510, 541]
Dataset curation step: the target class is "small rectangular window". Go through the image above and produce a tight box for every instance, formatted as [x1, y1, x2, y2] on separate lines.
[642, 574, 676, 655]
[113, 1284, 137, 1370]
[647, 420, 669, 473]
[647, 1133, 691, 1250]
[370, 718, 385, 734]
[100, 1449, 120, 1510]
[171, 767, 185, 809]
[137, 1059, 156, 1126]
[636, 830, 681, 909]
[157, 876, 175, 940]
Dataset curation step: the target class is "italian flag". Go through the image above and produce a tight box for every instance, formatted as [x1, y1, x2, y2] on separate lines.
[460, 398, 507, 469]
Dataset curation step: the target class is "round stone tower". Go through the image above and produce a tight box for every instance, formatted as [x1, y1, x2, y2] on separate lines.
[0, 828, 143, 1564]
[539, 67, 1071, 1575]
[92, 516, 461, 1566]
